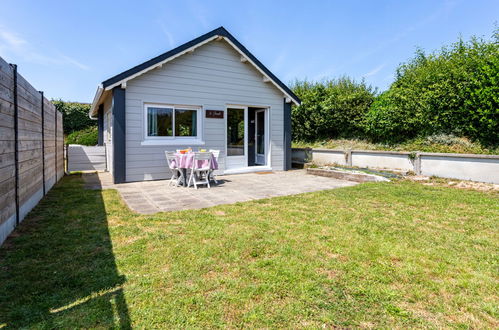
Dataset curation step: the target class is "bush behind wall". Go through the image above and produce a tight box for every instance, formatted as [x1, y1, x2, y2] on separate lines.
[291, 77, 376, 141]
[363, 33, 499, 145]
[291, 28, 499, 147]
[52, 100, 95, 134]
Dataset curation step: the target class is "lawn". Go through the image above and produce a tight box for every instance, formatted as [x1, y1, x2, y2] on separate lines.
[0, 175, 497, 328]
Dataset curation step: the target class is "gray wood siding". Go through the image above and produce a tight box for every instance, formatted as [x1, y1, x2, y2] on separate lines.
[124, 40, 285, 182]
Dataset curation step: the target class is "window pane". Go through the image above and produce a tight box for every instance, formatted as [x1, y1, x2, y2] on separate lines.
[148, 107, 172, 136]
[256, 111, 265, 154]
[175, 109, 197, 136]
[227, 108, 245, 156]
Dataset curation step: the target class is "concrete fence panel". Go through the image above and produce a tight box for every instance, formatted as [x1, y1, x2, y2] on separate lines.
[351, 151, 414, 172]
[311, 149, 348, 166]
[420, 153, 498, 184]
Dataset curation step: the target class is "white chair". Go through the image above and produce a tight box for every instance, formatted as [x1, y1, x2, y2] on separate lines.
[209, 149, 220, 184]
[187, 152, 212, 189]
[165, 151, 183, 187]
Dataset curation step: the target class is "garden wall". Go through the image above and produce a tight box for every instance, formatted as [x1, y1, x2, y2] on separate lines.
[292, 148, 499, 184]
[0, 56, 64, 246]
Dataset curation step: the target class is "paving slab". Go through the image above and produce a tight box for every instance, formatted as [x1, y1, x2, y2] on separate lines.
[82, 170, 358, 214]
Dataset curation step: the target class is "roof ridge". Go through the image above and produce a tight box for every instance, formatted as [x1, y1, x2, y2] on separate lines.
[98, 27, 300, 106]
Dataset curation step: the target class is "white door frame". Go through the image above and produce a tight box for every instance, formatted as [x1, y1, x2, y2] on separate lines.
[225, 106, 248, 170]
[224, 104, 271, 172]
[254, 109, 268, 165]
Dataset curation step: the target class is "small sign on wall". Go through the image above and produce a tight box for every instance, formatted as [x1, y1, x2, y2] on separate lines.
[206, 110, 224, 119]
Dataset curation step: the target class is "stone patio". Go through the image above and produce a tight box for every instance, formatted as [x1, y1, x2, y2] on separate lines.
[82, 170, 357, 214]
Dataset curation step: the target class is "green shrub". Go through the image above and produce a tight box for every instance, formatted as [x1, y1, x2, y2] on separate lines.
[52, 100, 95, 134]
[65, 126, 98, 146]
[291, 77, 376, 141]
[364, 30, 499, 146]
[293, 136, 498, 154]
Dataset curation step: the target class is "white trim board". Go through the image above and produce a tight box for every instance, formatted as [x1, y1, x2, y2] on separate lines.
[223, 166, 273, 175]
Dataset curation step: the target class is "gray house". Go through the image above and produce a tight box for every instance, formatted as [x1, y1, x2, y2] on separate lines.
[89, 27, 300, 183]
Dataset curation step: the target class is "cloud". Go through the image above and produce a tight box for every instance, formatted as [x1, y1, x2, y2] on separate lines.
[0, 26, 89, 70]
[158, 21, 175, 47]
[0, 30, 27, 49]
[271, 51, 287, 72]
[59, 55, 90, 71]
[363, 63, 386, 78]
[187, 0, 210, 29]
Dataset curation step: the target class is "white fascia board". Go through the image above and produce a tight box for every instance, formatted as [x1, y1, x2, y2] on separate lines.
[89, 85, 104, 119]
[101, 34, 299, 106]
[103, 35, 220, 91]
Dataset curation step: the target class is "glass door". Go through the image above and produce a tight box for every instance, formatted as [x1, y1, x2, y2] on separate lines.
[255, 109, 266, 165]
[226, 107, 247, 170]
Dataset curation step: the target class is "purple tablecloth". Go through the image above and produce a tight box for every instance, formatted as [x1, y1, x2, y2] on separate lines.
[171, 152, 218, 170]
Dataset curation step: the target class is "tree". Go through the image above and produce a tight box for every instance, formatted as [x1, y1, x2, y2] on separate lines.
[52, 100, 95, 134]
[364, 30, 499, 145]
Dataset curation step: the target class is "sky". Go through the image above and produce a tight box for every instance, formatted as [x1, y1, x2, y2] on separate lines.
[0, 0, 497, 102]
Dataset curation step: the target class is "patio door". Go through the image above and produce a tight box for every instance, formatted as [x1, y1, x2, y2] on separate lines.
[255, 109, 266, 165]
[226, 107, 247, 170]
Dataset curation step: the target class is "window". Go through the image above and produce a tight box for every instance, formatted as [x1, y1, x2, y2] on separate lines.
[175, 109, 197, 136]
[144, 104, 202, 144]
[148, 107, 173, 136]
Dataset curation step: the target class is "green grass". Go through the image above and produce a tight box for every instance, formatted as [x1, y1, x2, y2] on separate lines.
[293, 135, 499, 155]
[0, 175, 497, 328]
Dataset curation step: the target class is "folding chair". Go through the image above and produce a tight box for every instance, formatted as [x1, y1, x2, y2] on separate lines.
[165, 151, 183, 186]
[209, 149, 220, 184]
[187, 152, 212, 189]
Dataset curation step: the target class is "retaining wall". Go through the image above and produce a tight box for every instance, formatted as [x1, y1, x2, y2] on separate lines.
[292, 148, 499, 184]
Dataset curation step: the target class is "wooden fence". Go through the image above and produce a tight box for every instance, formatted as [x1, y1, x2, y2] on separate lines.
[67, 145, 106, 172]
[0, 56, 64, 246]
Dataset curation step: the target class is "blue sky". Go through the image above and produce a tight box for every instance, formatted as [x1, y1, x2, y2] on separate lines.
[0, 0, 497, 102]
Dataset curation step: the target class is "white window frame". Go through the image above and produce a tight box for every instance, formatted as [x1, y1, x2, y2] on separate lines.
[141, 103, 204, 146]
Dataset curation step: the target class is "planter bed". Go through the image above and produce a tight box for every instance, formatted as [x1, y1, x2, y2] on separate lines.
[307, 166, 393, 183]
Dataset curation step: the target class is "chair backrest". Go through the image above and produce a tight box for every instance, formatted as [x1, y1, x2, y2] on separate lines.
[209, 149, 220, 160]
[192, 152, 212, 169]
[165, 151, 177, 170]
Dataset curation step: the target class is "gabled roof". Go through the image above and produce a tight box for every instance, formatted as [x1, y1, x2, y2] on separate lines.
[90, 26, 300, 116]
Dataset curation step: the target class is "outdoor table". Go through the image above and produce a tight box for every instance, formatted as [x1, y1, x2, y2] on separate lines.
[171, 152, 219, 187]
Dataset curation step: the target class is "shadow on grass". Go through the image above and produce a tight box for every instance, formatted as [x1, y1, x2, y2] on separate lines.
[0, 175, 130, 329]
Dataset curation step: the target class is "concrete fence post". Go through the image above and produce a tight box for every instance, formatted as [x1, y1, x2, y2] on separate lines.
[346, 149, 352, 166]
[414, 152, 422, 175]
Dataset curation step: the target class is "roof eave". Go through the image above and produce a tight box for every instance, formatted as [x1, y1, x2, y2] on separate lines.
[89, 85, 104, 119]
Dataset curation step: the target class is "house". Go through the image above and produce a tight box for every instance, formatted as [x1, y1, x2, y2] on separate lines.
[89, 27, 300, 183]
